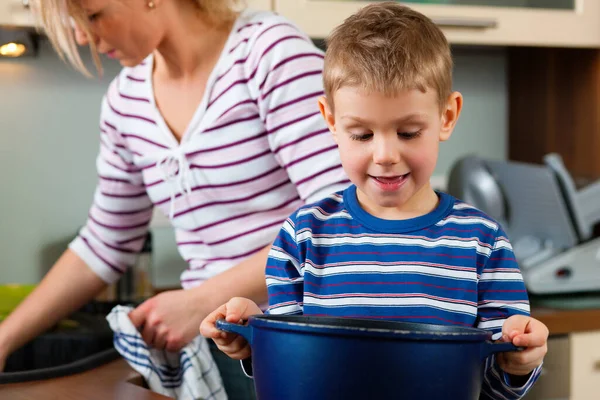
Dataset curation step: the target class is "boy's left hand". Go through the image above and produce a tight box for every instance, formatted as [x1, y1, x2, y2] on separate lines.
[497, 315, 549, 376]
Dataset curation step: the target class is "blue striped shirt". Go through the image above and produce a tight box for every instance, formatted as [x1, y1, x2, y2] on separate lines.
[265, 185, 541, 399]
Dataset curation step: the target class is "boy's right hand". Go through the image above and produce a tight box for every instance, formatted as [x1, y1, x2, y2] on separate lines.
[199, 297, 263, 360]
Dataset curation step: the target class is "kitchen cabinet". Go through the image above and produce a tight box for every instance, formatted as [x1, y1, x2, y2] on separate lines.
[524, 335, 570, 400]
[248, 0, 273, 11]
[0, 0, 35, 28]
[0, 0, 272, 29]
[523, 308, 600, 400]
[508, 47, 600, 181]
[274, 0, 600, 48]
[524, 331, 600, 400]
[570, 331, 600, 399]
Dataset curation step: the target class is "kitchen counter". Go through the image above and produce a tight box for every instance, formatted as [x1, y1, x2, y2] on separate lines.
[0, 357, 170, 400]
[1, 306, 597, 399]
[532, 306, 600, 336]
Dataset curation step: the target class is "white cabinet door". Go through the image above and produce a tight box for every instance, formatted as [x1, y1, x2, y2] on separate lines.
[247, 0, 273, 11]
[274, 0, 600, 48]
[570, 331, 600, 400]
[0, 0, 35, 28]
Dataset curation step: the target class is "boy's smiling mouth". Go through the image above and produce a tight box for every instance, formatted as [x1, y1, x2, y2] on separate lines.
[369, 173, 410, 191]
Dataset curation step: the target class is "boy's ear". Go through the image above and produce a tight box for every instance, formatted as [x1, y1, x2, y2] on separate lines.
[439, 91, 463, 142]
[318, 96, 337, 141]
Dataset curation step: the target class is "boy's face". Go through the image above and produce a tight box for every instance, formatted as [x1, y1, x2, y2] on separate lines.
[319, 87, 462, 218]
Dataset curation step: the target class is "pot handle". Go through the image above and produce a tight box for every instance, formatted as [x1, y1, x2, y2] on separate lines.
[215, 319, 253, 345]
[481, 341, 524, 361]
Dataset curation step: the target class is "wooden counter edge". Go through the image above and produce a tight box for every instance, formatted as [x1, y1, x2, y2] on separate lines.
[532, 307, 600, 336]
[0, 358, 171, 400]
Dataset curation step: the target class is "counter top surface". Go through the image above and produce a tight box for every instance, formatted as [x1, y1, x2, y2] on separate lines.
[0, 357, 170, 400]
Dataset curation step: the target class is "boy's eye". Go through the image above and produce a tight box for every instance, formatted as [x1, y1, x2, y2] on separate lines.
[87, 12, 101, 22]
[398, 131, 421, 139]
[349, 133, 373, 141]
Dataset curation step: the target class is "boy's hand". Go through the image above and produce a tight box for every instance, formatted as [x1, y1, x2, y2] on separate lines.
[199, 297, 263, 360]
[497, 315, 549, 376]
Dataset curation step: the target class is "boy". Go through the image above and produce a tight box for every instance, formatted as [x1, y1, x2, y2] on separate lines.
[201, 3, 548, 399]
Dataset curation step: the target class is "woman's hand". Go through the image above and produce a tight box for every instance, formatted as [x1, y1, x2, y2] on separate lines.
[128, 289, 211, 352]
[200, 297, 263, 360]
[128, 244, 270, 352]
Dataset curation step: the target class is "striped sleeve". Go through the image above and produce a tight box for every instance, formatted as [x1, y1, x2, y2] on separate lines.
[265, 216, 304, 315]
[69, 91, 154, 284]
[250, 21, 349, 203]
[478, 230, 542, 399]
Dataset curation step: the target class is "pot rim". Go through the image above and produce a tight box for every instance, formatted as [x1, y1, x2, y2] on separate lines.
[250, 315, 492, 342]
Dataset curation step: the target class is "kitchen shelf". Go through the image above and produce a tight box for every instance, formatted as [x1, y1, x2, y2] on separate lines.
[275, 0, 600, 48]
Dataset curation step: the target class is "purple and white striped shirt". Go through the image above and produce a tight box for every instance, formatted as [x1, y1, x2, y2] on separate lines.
[69, 9, 350, 289]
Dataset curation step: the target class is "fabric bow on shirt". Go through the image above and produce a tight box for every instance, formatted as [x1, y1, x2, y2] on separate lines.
[107, 305, 227, 400]
[156, 146, 196, 221]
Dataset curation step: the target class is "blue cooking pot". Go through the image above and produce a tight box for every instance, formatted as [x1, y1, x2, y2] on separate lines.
[216, 315, 520, 400]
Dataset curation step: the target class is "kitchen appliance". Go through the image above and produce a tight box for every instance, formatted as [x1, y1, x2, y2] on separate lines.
[447, 153, 600, 295]
[216, 315, 519, 400]
[0, 300, 124, 384]
[0, 284, 129, 384]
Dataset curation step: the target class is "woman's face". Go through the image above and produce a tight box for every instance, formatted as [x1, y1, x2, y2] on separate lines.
[74, 0, 165, 67]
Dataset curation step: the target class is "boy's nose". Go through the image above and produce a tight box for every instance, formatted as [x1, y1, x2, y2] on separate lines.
[373, 138, 400, 165]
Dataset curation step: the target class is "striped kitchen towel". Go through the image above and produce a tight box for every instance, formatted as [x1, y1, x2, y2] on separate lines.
[107, 305, 227, 400]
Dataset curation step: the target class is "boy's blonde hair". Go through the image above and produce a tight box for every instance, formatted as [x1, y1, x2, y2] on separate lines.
[32, 0, 244, 77]
[323, 2, 452, 111]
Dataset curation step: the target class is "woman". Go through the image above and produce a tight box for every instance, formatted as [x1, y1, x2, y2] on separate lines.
[0, 0, 349, 398]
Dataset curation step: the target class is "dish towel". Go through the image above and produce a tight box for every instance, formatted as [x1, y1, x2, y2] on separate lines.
[107, 305, 227, 400]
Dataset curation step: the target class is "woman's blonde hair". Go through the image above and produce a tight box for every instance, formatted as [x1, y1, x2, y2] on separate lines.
[31, 0, 245, 77]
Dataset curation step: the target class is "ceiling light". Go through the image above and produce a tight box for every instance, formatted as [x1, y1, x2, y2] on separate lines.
[0, 42, 27, 57]
[0, 28, 37, 58]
